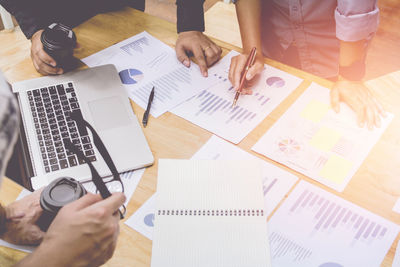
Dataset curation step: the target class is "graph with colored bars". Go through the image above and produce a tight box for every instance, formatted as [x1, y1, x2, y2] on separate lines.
[268, 181, 399, 267]
[120, 36, 149, 55]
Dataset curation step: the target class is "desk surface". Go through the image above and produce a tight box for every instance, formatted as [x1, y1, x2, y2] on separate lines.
[1, 7, 400, 267]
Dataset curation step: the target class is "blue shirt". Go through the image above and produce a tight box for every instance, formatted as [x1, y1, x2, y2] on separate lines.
[260, 0, 379, 78]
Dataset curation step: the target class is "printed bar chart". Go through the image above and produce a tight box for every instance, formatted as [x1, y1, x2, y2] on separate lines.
[82, 31, 219, 118]
[268, 181, 399, 267]
[120, 36, 150, 55]
[172, 51, 303, 144]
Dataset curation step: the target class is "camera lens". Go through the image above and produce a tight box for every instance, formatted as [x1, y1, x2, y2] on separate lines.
[38, 177, 86, 231]
[41, 23, 77, 69]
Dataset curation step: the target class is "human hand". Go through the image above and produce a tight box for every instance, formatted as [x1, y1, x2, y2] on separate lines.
[19, 193, 126, 267]
[228, 53, 264, 95]
[31, 30, 64, 75]
[175, 31, 222, 77]
[331, 80, 386, 129]
[2, 188, 45, 245]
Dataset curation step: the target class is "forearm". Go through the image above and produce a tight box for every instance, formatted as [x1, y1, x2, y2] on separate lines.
[338, 39, 368, 81]
[235, 0, 263, 54]
[339, 40, 367, 66]
[0, 0, 46, 39]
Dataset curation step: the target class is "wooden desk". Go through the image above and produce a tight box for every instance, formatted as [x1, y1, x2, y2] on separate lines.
[1, 7, 400, 267]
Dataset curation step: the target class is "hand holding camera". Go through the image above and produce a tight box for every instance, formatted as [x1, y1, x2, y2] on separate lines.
[14, 193, 125, 267]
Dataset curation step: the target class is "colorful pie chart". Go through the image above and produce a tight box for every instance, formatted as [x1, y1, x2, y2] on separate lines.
[266, 76, 285, 88]
[119, 69, 144, 85]
[278, 138, 301, 155]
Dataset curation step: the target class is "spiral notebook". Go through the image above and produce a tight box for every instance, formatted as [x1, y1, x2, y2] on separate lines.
[151, 159, 271, 267]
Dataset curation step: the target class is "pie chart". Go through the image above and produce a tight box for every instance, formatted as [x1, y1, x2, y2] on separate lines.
[278, 138, 301, 155]
[119, 69, 144, 85]
[266, 76, 285, 88]
[144, 213, 155, 227]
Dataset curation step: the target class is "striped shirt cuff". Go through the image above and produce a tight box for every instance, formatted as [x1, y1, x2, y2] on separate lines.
[335, 6, 379, 42]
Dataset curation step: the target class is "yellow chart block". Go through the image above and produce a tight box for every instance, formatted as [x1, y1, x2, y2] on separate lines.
[309, 127, 341, 152]
[319, 154, 353, 184]
[300, 100, 331, 123]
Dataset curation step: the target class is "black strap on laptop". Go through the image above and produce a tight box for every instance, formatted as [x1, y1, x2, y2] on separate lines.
[64, 110, 124, 204]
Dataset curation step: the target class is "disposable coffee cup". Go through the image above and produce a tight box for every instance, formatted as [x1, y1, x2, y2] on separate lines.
[40, 23, 77, 70]
[38, 177, 86, 231]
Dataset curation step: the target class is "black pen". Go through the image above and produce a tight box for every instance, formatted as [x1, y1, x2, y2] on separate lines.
[142, 86, 155, 127]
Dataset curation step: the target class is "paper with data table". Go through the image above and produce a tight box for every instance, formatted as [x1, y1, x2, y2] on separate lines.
[252, 82, 393, 192]
[124, 135, 298, 240]
[268, 180, 399, 267]
[82, 31, 219, 117]
[171, 51, 303, 144]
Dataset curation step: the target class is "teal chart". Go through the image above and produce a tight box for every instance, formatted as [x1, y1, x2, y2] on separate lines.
[268, 181, 399, 267]
[171, 51, 303, 144]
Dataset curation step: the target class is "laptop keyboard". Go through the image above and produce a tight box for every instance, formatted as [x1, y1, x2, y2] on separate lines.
[27, 82, 96, 173]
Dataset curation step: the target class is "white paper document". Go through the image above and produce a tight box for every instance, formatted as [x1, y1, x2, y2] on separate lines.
[83, 168, 145, 206]
[393, 198, 400, 214]
[151, 160, 271, 267]
[268, 180, 399, 267]
[393, 240, 400, 267]
[124, 135, 298, 240]
[171, 51, 303, 144]
[252, 82, 393, 192]
[82, 31, 219, 117]
[193, 135, 298, 216]
[124, 193, 157, 240]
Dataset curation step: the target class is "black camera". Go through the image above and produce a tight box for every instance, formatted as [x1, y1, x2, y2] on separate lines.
[41, 23, 78, 70]
[37, 177, 86, 231]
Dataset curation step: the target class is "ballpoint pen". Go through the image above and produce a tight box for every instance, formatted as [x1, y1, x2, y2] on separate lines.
[232, 47, 257, 108]
[142, 86, 155, 127]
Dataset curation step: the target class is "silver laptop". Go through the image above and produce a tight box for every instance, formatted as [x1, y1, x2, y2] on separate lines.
[13, 64, 154, 190]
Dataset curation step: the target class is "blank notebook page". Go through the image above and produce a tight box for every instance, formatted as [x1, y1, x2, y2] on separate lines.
[151, 159, 271, 267]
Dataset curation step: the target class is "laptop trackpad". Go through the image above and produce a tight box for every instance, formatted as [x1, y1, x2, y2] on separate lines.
[88, 97, 132, 131]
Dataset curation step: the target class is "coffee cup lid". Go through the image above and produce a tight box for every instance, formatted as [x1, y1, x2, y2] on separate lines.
[41, 23, 76, 49]
[40, 177, 86, 213]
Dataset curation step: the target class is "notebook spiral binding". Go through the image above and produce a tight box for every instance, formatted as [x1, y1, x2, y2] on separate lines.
[157, 209, 264, 216]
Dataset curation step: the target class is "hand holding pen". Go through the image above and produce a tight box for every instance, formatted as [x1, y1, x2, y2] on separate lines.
[228, 47, 264, 106]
